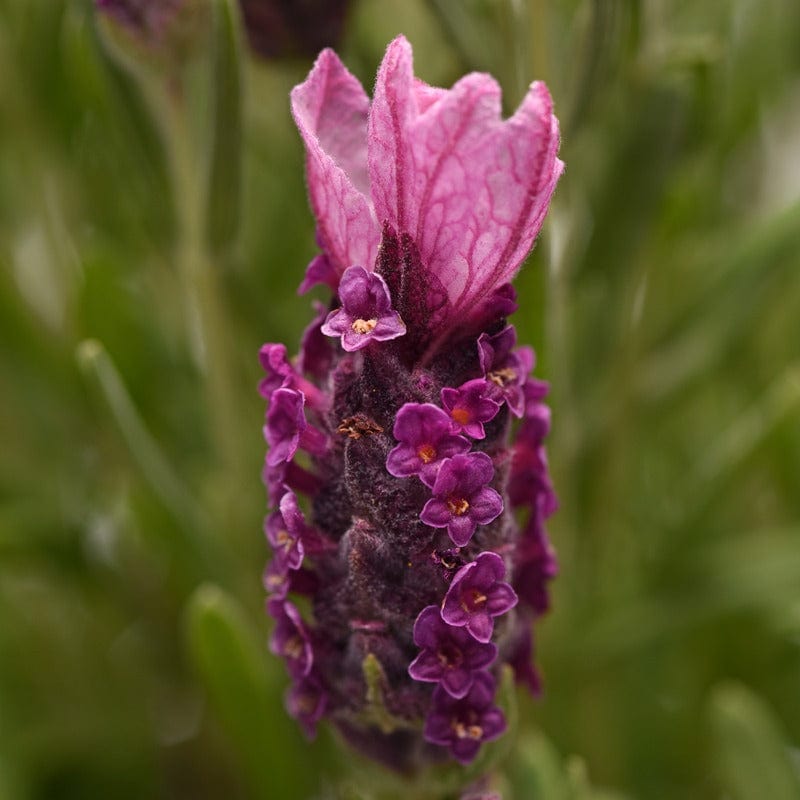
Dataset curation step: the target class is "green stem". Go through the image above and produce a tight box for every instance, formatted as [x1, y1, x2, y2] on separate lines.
[158, 80, 241, 472]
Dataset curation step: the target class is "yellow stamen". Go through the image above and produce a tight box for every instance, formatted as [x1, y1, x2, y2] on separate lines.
[417, 443, 437, 464]
[351, 318, 377, 334]
[451, 407, 471, 426]
[447, 498, 470, 516]
[488, 367, 516, 387]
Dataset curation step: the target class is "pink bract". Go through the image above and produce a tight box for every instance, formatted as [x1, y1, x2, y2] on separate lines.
[291, 35, 563, 341]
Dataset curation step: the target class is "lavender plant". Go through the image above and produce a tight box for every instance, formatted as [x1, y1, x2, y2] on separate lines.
[260, 36, 562, 772]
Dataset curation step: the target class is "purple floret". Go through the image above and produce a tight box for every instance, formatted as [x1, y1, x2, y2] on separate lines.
[423, 671, 506, 764]
[513, 512, 558, 615]
[285, 675, 328, 739]
[264, 489, 314, 573]
[440, 379, 501, 440]
[441, 552, 518, 642]
[268, 599, 314, 679]
[477, 326, 533, 418]
[408, 606, 497, 698]
[321, 265, 406, 351]
[264, 388, 327, 467]
[386, 403, 471, 486]
[420, 453, 503, 547]
[258, 343, 293, 398]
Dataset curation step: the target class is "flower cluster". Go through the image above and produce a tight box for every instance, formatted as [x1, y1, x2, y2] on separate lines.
[260, 36, 562, 771]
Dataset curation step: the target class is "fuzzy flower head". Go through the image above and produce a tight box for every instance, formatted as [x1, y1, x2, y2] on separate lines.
[260, 36, 561, 772]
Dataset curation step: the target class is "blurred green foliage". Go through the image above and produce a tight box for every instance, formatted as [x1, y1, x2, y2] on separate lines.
[1, 0, 799, 798]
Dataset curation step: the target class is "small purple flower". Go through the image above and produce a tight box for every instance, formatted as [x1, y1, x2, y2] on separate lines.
[321, 266, 406, 351]
[258, 343, 294, 398]
[441, 552, 518, 642]
[408, 606, 497, 698]
[264, 388, 327, 467]
[423, 672, 506, 764]
[420, 453, 503, 547]
[513, 513, 558, 615]
[263, 559, 290, 599]
[285, 675, 328, 739]
[477, 327, 533, 418]
[268, 599, 313, 679]
[441, 379, 501, 440]
[386, 403, 471, 486]
[298, 300, 334, 380]
[509, 386, 557, 513]
[259, 342, 328, 410]
[298, 252, 338, 294]
[505, 624, 542, 695]
[264, 489, 314, 572]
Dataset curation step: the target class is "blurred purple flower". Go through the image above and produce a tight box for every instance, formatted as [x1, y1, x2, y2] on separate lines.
[423, 672, 506, 764]
[97, 0, 183, 34]
[239, 0, 350, 60]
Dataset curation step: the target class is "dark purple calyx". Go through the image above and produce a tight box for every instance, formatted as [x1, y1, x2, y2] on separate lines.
[408, 606, 497, 698]
[420, 453, 503, 547]
[441, 552, 518, 642]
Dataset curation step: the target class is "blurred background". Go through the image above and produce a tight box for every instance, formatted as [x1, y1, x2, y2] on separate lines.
[1, 0, 799, 798]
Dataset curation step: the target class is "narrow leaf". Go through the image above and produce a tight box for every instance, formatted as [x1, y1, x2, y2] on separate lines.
[205, 0, 243, 253]
[185, 584, 316, 800]
[708, 681, 800, 800]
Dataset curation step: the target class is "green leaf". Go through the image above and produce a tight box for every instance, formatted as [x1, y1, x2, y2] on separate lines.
[185, 584, 317, 800]
[509, 729, 571, 800]
[708, 681, 800, 800]
[205, 0, 242, 254]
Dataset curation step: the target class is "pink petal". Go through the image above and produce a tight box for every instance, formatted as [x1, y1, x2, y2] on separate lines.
[368, 36, 563, 333]
[291, 49, 380, 276]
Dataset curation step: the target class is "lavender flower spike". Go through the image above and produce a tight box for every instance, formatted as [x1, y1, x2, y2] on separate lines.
[321, 265, 405, 351]
[261, 36, 561, 770]
[420, 453, 503, 547]
[408, 606, 498, 698]
[442, 552, 518, 643]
